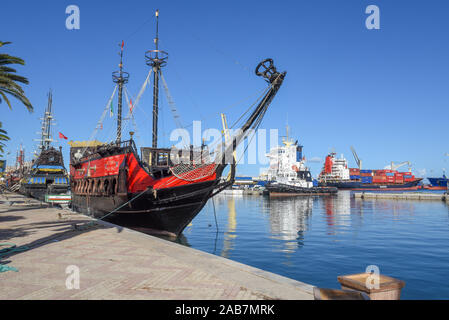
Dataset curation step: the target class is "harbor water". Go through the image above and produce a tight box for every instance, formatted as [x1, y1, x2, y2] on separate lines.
[176, 191, 449, 299]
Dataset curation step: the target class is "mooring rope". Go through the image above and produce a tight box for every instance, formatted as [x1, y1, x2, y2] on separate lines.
[83, 187, 151, 225]
[0, 242, 29, 273]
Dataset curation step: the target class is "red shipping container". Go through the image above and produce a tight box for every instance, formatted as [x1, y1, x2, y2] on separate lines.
[402, 172, 412, 175]
[387, 177, 395, 183]
[361, 173, 373, 177]
[373, 176, 387, 183]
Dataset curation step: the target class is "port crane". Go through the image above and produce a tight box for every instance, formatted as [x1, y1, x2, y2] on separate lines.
[350, 146, 362, 170]
[388, 161, 412, 172]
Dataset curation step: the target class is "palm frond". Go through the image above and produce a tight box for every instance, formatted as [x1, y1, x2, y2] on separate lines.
[0, 121, 10, 156]
[0, 90, 12, 109]
[0, 41, 33, 112]
[0, 54, 25, 66]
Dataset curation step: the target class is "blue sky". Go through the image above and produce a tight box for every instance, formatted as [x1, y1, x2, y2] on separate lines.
[1, 0, 448, 178]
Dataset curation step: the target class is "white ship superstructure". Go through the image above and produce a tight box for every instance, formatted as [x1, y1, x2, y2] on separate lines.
[319, 152, 350, 183]
[265, 127, 313, 188]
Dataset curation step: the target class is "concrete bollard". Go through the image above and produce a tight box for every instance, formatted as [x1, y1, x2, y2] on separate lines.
[337, 273, 405, 300]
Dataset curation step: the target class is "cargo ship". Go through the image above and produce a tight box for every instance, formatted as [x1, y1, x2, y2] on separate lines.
[264, 127, 337, 196]
[69, 11, 286, 237]
[422, 174, 448, 190]
[319, 152, 422, 190]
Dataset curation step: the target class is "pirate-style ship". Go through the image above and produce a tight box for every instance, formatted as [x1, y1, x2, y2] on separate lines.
[69, 11, 286, 237]
[19, 91, 70, 200]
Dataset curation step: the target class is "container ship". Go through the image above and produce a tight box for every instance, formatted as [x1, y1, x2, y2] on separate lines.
[319, 152, 422, 190]
[422, 174, 448, 190]
[422, 154, 449, 190]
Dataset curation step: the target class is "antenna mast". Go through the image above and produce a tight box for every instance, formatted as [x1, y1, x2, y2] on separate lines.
[112, 41, 129, 143]
[145, 9, 168, 149]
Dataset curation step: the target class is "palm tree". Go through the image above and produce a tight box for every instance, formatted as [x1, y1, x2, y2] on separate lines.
[0, 41, 32, 157]
[0, 41, 33, 112]
[0, 121, 9, 155]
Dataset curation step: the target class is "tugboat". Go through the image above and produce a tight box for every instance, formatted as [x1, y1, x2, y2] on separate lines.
[264, 126, 337, 196]
[68, 10, 287, 237]
[19, 91, 70, 200]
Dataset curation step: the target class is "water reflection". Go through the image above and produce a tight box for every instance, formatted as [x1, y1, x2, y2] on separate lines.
[322, 192, 351, 235]
[173, 192, 449, 299]
[354, 197, 416, 218]
[221, 197, 237, 258]
[264, 196, 313, 252]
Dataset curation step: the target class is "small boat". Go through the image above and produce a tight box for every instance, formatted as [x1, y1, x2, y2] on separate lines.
[263, 126, 337, 196]
[19, 91, 70, 201]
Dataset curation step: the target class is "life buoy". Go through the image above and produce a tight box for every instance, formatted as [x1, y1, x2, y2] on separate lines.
[292, 165, 299, 172]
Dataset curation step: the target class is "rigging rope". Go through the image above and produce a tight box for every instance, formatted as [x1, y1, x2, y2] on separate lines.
[78, 85, 118, 157]
[123, 87, 142, 145]
[160, 70, 183, 129]
[168, 81, 274, 183]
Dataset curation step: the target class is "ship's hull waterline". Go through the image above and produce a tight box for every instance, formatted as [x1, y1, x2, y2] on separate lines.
[266, 182, 338, 196]
[71, 178, 217, 237]
[20, 183, 70, 202]
[321, 179, 421, 190]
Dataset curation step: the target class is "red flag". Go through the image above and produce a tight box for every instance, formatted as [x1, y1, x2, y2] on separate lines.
[59, 132, 68, 140]
[121, 40, 124, 51]
[130, 99, 133, 113]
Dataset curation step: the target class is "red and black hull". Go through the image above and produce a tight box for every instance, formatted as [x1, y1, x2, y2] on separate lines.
[71, 180, 217, 236]
[69, 144, 224, 237]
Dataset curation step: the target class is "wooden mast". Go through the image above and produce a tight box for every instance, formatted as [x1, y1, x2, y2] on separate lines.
[146, 9, 168, 152]
[112, 41, 129, 143]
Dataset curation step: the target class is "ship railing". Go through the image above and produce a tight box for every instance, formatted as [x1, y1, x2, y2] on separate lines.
[70, 139, 138, 165]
